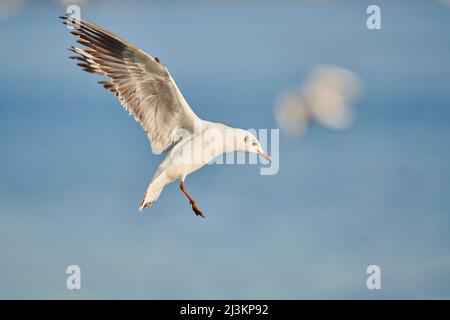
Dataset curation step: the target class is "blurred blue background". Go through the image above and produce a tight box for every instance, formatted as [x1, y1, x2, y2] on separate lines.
[0, 0, 449, 299]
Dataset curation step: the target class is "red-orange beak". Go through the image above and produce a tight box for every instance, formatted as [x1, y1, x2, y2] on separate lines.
[257, 150, 272, 162]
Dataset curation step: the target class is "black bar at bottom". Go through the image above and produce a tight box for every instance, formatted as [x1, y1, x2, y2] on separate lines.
[0, 300, 447, 318]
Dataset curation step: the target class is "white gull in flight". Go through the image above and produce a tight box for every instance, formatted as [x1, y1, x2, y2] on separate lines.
[60, 16, 271, 218]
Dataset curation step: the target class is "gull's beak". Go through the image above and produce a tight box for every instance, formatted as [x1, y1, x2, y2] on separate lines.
[257, 150, 272, 163]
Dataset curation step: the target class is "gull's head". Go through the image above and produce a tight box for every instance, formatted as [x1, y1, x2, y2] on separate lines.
[237, 130, 272, 162]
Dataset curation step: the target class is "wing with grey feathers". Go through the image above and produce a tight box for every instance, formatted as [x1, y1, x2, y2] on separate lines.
[60, 16, 201, 154]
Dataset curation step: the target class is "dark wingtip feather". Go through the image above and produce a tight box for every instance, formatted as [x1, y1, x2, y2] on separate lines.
[69, 56, 83, 61]
[76, 38, 89, 45]
[76, 63, 90, 68]
[81, 68, 96, 74]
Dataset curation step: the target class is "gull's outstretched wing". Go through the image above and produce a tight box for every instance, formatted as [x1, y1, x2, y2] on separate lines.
[61, 16, 201, 154]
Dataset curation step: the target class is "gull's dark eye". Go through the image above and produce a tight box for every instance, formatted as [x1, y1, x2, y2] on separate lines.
[252, 142, 257, 146]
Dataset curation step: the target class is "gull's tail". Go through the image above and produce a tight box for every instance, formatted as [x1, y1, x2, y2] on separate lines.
[139, 183, 164, 212]
[138, 166, 172, 212]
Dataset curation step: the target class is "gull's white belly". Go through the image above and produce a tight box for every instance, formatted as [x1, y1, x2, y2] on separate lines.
[162, 132, 225, 180]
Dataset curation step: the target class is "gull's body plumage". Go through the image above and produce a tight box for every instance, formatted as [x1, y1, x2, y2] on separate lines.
[61, 16, 271, 218]
[141, 121, 235, 210]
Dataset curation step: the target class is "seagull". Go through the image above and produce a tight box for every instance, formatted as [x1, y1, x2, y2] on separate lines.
[275, 65, 361, 136]
[60, 16, 272, 218]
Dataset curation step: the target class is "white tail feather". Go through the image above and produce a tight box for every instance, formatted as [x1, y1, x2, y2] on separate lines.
[139, 183, 164, 212]
[138, 166, 172, 212]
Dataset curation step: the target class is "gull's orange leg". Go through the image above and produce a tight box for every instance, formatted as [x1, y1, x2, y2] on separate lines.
[180, 181, 205, 218]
